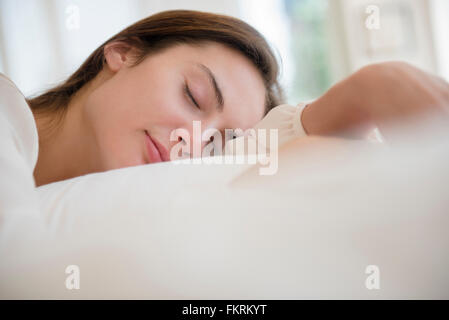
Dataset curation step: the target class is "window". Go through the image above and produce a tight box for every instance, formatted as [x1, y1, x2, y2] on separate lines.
[239, 0, 332, 104]
[283, 0, 332, 102]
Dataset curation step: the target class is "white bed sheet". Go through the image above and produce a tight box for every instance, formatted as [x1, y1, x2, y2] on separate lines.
[1, 123, 449, 299]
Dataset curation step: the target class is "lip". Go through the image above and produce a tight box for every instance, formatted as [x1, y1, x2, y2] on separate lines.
[144, 130, 170, 163]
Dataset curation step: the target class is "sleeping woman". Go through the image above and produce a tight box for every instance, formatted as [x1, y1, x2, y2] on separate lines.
[1, 10, 448, 188]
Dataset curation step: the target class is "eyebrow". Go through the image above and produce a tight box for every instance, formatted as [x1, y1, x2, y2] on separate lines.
[196, 63, 224, 112]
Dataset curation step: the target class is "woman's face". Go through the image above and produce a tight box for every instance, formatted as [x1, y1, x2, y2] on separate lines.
[83, 42, 267, 171]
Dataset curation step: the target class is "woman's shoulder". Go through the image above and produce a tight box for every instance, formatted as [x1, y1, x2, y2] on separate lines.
[0, 72, 26, 97]
[0, 72, 14, 82]
[0, 72, 39, 173]
[0, 72, 32, 120]
[1, 71, 17, 86]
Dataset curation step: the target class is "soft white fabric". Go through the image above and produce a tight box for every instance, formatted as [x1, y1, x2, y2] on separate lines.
[223, 103, 308, 157]
[0, 73, 44, 260]
[253, 103, 308, 146]
[0, 74, 38, 171]
[2, 128, 449, 299]
[1, 74, 448, 299]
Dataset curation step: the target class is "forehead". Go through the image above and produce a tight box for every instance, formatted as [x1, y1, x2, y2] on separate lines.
[157, 43, 267, 129]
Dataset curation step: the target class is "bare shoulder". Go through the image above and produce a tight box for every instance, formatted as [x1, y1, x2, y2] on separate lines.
[0, 72, 22, 92]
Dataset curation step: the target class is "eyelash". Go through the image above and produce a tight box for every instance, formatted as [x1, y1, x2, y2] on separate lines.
[183, 82, 200, 109]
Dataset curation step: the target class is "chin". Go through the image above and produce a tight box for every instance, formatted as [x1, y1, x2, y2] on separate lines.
[99, 151, 145, 172]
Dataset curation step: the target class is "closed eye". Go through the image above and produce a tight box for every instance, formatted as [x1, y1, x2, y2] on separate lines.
[184, 82, 200, 109]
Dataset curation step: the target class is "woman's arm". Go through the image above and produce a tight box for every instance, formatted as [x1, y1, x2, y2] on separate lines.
[301, 62, 449, 141]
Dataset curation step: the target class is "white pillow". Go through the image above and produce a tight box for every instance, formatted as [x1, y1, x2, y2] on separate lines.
[1, 128, 449, 299]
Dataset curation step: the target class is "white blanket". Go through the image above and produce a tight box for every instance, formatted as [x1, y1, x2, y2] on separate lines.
[1, 122, 448, 299]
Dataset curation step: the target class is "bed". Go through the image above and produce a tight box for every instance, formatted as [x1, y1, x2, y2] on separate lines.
[1, 120, 448, 299]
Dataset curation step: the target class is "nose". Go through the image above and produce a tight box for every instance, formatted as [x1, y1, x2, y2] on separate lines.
[190, 126, 224, 158]
[169, 121, 227, 159]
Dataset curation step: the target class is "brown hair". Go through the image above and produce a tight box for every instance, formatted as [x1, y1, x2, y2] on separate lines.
[27, 10, 284, 120]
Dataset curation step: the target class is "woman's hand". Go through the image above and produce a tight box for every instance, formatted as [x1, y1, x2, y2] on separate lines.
[301, 62, 449, 140]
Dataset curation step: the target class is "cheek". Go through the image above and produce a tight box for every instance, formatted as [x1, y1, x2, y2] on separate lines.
[81, 70, 193, 169]
[83, 77, 151, 169]
[140, 81, 199, 132]
[85, 80, 138, 140]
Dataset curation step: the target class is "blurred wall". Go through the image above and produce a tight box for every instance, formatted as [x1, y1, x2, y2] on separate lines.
[0, 0, 241, 96]
[329, 0, 437, 77]
[0, 0, 447, 104]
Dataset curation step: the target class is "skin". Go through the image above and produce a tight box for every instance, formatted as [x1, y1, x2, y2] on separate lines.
[302, 62, 449, 141]
[33, 42, 267, 186]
